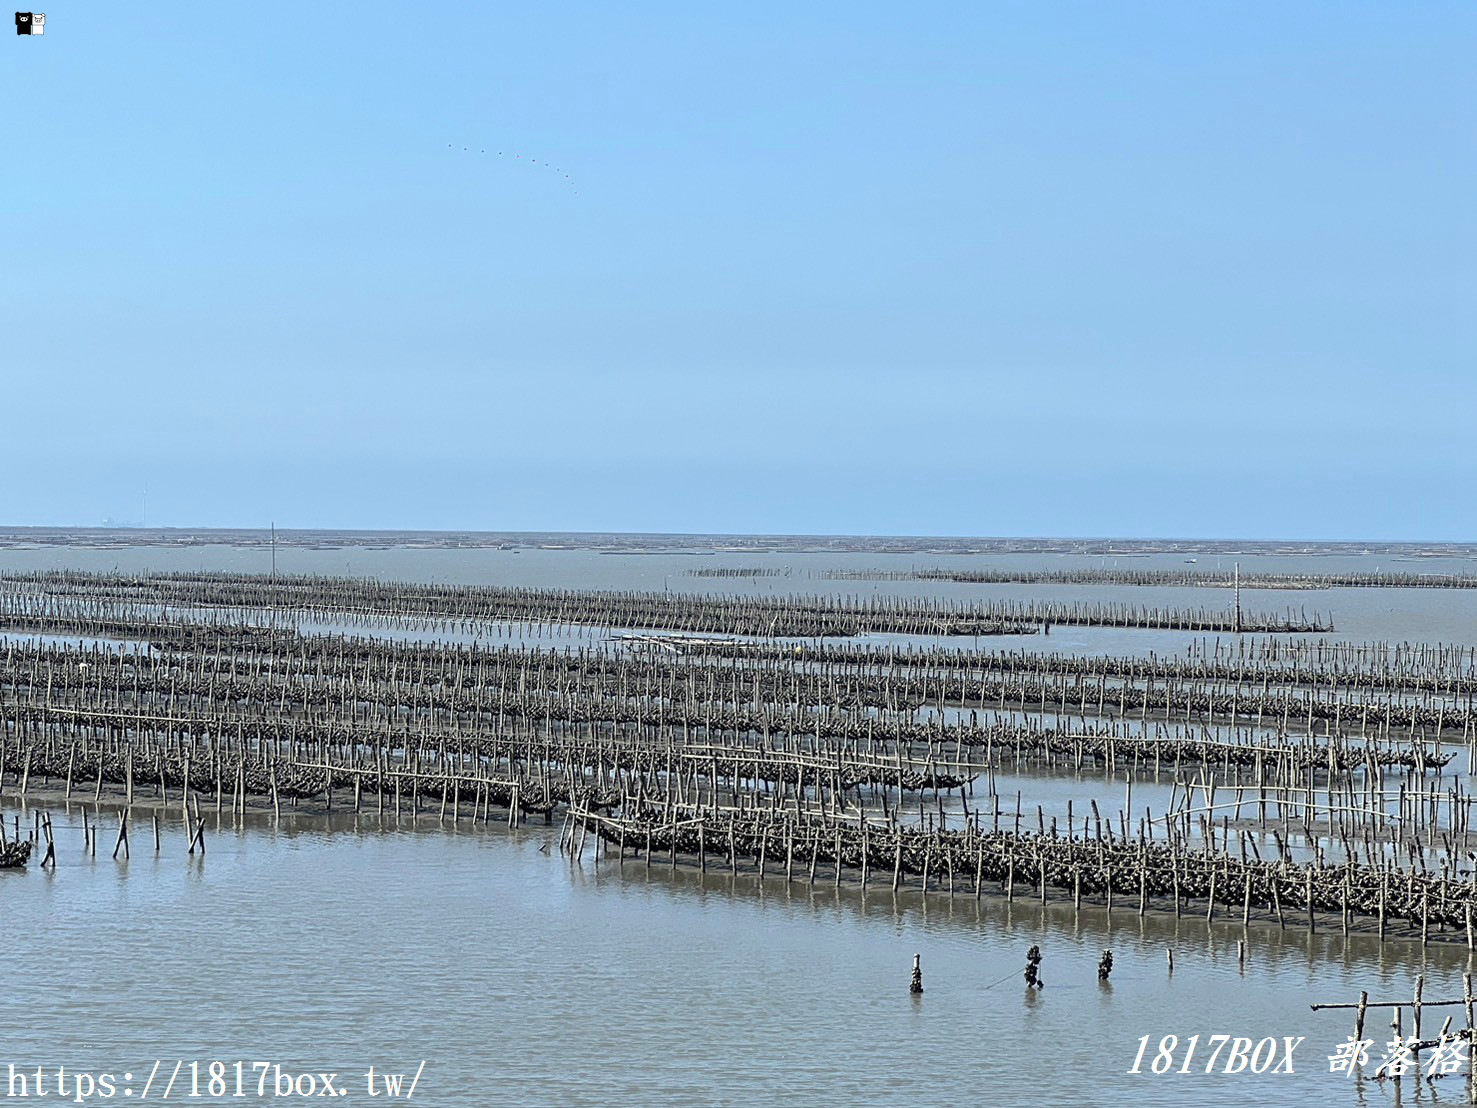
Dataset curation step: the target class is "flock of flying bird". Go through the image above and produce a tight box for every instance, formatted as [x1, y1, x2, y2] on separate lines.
[450, 144, 578, 193]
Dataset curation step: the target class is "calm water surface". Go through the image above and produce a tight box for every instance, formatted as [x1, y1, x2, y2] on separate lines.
[9, 543, 1477, 651]
[4, 543, 1477, 1106]
[1, 801, 1467, 1107]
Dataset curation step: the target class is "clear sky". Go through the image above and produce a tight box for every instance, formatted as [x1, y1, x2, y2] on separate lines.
[4, 2, 1473, 538]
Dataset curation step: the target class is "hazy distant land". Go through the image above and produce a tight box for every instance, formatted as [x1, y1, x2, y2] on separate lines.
[0, 526, 1473, 558]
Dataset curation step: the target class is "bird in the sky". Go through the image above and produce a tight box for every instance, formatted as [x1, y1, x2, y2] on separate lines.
[450, 142, 578, 191]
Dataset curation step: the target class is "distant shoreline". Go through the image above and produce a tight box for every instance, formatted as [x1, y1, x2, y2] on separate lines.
[0, 526, 1474, 558]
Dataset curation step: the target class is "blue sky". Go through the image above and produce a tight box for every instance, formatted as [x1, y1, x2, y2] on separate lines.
[4, 2, 1473, 538]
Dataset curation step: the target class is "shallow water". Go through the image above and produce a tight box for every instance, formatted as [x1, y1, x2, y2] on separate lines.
[10, 542, 1477, 653]
[0, 631, 151, 653]
[2, 799, 1470, 1107]
[6, 540, 1477, 1105]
